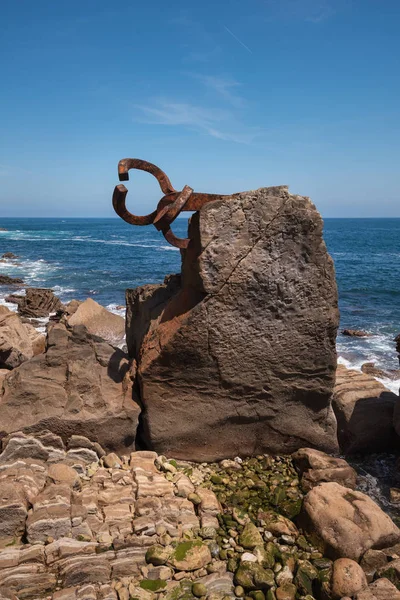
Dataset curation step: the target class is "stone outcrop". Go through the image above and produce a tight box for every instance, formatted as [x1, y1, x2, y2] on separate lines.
[67, 299, 125, 348]
[292, 447, 357, 491]
[0, 324, 140, 453]
[300, 482, 400, 560]
[342, 329, 370, 337]
[0, 307, 33, 369]
[333, 365, 398, 453]
[0, 275, 23, 285]
[0, 307, 45, 369]
[127, 186, 339, 461]
[16, 288, 63, 318]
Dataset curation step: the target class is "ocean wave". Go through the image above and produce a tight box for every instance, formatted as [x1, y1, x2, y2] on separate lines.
[106, 303, 125, 318]
[159, 246, 180, 251]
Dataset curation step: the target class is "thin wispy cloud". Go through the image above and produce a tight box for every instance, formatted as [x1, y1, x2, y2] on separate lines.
[263, 0, 339, 23]
[223, 26, 253, 54]
[134, 100, 263, 145]
[187, 74, 245, 108]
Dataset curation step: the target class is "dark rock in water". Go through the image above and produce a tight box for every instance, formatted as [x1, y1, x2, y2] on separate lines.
[342, 329, 371, 337]
[333, 365, 398, 453]
[17, 287, 63, 318]
[0, 323, 140, 453]
[361, 361, 400, 380]
[128, 186, 339, 461]
[1, 253, 18, 259]
[396, 334, 400, 364]
[0, 274, 23, 285]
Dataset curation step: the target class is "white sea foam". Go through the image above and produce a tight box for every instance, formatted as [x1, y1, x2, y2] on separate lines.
[106, 303, 126, 318]
[338, 356, 400, 395]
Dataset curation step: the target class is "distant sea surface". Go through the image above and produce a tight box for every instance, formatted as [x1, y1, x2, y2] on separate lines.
[1, 217, 399, 392]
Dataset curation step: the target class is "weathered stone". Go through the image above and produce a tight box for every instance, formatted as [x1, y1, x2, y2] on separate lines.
[0, 482, 28, 547]
[67, 435, 105, 458]
[59, 554, 112, 587]
[331, 558, 367, 599]
[103, 453, 121, 469]
[300, 482, 400, 560]
[355, 577, 400, 599]
[0, 324, 140, 453]
[133, 187, 339, 460]
[292, 447, 357, 491]
[48, 464, 81, 489]
[134, 470, 174, 497]
[0, 306, 34, 369]
[333, 365, 398, 453]
[18, 287, 63, 318]
[67, 298, 125, 347]
[257, 511, 298, 537]
[234, 562, 275, 590]
[239, 523, 263, 550]
[360, 549, 388, 583]
[146, 545, 173, 566]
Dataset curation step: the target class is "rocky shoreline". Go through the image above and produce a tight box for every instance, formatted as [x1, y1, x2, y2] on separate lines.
[1, 188, 400, 600]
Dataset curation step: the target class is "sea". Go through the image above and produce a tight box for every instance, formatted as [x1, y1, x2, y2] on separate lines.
[0, 217, 399, 394]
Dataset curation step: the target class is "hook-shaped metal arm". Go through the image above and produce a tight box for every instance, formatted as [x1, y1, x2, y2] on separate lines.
[118, 158, 176, 195]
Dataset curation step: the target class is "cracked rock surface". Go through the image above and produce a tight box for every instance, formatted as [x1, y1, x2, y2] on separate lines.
[127, 186, 339, 461]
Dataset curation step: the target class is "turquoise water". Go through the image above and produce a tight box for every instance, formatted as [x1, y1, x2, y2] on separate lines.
[0, 217, 399, 390]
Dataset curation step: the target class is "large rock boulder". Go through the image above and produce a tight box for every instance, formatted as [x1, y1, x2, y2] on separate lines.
[333, 365, 398, 453]
[128, 186, 339, 461]
[0, 307, 34, 369]
[299, 482, 400, 560]
[0, 323, 140, 453]
[67, 298, 125, 347]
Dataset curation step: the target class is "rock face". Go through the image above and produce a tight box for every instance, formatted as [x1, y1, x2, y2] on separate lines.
[300, 482, 400, 560]
[0, 324, 140, 453]
[127, 186, 339, 461]
[17, 288, 62, 318]
[333, 365, 398, 453]
[0, 307, 34, 369]
[67, 299, 125, 348]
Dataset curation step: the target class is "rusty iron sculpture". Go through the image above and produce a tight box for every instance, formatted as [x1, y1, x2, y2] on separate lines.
[112, 158, 232, 248]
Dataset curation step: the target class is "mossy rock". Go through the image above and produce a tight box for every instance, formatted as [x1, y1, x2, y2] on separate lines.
[253, 544, 275, 569]
[234, 563, 275, 590]
[140, 580, 167, 592]
[170, 540, 212, 571]
[164, 580, 195, 600]
[146, 544, 173, 566]
[248, 591, 265, 600]
[239, 522, 263, 549]
[275, 582, 296, 600]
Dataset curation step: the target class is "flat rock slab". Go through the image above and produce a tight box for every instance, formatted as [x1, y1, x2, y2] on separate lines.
[130, 186, 339, 461]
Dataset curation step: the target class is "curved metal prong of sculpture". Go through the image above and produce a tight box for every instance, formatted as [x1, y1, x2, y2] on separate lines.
[112, 157, 236, 248]
[118, 158, 176, 196]
[112, 184, 158, 226]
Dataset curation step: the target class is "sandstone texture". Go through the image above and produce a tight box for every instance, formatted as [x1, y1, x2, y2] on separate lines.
[128, 186, 339, 461]
[0, 323, 139, 453]
[300, 482, 400, 560]
[333, 365, 398, 453]
[0, 307, 34, 369]
[67, 298, 125, 347]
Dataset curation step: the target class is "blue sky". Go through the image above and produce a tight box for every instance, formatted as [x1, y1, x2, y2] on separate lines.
[0, 0, 399, 217]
